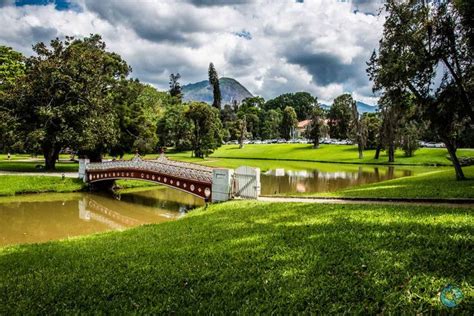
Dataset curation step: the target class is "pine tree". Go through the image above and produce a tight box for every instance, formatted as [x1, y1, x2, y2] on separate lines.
[208, 63, 221, 110]
[169, 73, 182, 103]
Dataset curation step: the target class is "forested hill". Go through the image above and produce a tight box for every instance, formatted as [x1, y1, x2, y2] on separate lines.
[182, 77, 253, 104]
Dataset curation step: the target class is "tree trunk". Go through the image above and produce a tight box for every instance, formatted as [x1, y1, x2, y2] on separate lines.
[358, 143, 363, 159]
[444, 139, 466, 180]
[43, 144, 60, 171]
[388, 143, 395, 163]
[374, 144, 382, 160]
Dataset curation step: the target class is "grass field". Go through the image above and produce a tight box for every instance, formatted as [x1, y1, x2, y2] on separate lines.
[0, 161, 78, 172]
[0, 176, 85, 196]
[185, 144, 474, 166]
[0, 201, 472, 314]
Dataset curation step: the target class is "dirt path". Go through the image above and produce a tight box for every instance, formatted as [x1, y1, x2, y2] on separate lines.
[258, 196, 474, 208]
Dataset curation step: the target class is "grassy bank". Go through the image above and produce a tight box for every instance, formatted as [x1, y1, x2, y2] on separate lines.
[0, 175, 85, 196]
[167, 144, 474, 166]
[0, 161, 78, 172]
[0, 201, 472, 313]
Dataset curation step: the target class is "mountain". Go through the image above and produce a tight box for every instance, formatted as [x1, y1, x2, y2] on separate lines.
[320, 101, 377, 113]
[182, 77, 253, 105]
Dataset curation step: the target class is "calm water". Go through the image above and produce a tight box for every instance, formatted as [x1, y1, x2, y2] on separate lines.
[0, 164, 419, 247]
[0, 187, 204, 247]
[260, 165, 414, 195]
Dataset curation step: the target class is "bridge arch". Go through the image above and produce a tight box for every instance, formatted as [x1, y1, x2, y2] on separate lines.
[85, 156, 213, 200]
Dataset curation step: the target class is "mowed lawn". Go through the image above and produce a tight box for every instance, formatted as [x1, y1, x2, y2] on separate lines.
[0, 201, 472, 314]
[0, 176, 85, 196]
[198, 144, 474, 166]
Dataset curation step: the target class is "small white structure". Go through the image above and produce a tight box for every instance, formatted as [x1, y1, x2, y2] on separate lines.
[78, 158, 90, 182]
[233, 166, 261, 199]
[212, 168, 234, 202]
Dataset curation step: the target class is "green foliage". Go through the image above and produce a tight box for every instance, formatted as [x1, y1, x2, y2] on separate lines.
[185, 102, 224, 157]
[367, 0, 473, 179]
[328, 94, 353, 140]
[260, 109, 282, 140]
[0, 175, 84, 196]
[399, 121, 421, 157]
[349, 99, 368, 159]
[264, 92, 316, 121]
[281, 106, 298, 140]
[305, 106, 324, 148]
[0, 201, 472, 313]
[208, 62, 221, 110]
[112, 82, 166, 156]
[0, 46, 25, 92]
[0, 46, 25, 153]
[168, 73, 182, 103]
[361, 113, 381, 150]
[157, 103, 193, 151]
[14, 35, 129, 169]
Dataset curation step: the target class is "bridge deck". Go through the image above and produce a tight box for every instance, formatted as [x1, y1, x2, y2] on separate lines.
[86, 156, 213, 183]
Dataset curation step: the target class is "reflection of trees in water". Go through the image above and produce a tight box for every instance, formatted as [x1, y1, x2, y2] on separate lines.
[261, 166, 412, 195]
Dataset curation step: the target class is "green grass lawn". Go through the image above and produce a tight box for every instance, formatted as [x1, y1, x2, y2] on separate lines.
[0, 161, 78, 172]
[0, 176, 85, 196]
[289, 166, 474, 199]
[0, 201, 472, 313]
[186, 144, 474, 166]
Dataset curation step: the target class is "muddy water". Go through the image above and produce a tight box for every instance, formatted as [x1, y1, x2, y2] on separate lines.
[0, 187, 204, 247]
[261, 165, 414, 195]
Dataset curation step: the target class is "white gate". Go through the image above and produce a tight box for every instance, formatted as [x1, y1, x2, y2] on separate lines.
[233, 166, 261, 199]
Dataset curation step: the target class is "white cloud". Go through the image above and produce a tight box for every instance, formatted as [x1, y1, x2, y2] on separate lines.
[0, 0, 385, 105]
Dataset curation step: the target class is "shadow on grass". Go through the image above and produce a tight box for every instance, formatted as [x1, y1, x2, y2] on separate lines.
[0, 202, 472, 314]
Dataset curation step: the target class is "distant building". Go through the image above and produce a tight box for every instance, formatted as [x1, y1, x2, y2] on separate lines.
[295, 119, 312, 138]
[294, 119, 330, 139]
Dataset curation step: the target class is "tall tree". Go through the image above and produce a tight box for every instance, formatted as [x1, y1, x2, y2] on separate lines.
[208, 63, 221, 110]
[185, 102, 223, 158]
[328, 94, 354, 140]
[306, 106, 324, 148]
[169, 73, 182, 103]
[350, 100, 368, 159]
[260, 109, 282, 140]
[0, 46, 25, 153]
[157, 103, 193, 151]
[281, 106, 298, 140]
[16, 35, 129, 169]
[367, 0, 473, 180]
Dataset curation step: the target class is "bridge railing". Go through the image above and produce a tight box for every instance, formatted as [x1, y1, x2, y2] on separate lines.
[86, 158, 213, 183]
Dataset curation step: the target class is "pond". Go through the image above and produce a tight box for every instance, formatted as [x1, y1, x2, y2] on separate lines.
[0, 163, 427, 247]
[0, 187, 204, 247]
[261, 165, 416, 195]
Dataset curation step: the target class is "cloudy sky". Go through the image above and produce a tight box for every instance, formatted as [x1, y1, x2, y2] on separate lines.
[0, 0, 385, 105]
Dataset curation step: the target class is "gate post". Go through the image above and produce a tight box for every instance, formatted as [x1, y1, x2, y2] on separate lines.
[78, 158, 90, 182]
[211, 168, 234, 202]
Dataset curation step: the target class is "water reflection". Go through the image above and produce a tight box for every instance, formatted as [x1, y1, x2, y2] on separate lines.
[0, 187, 204, 247]
[261, 166, 412, 195]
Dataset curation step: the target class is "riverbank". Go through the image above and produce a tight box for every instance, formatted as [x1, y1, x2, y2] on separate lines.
[1, 201, 472, 313]
[0, 176, 85, 196]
